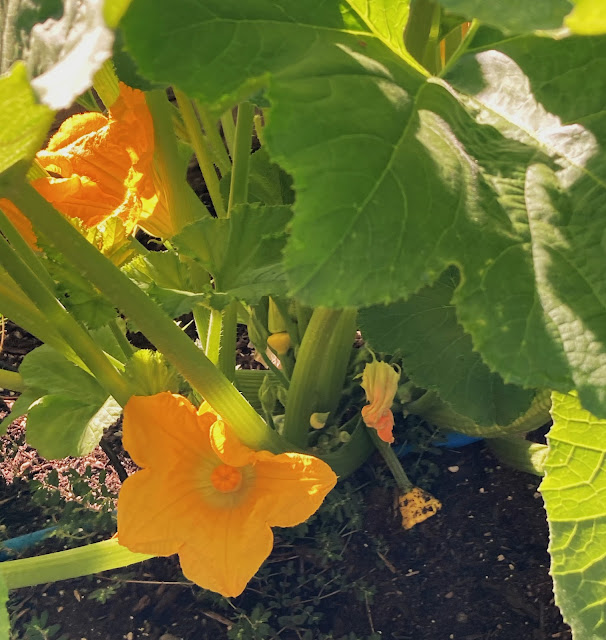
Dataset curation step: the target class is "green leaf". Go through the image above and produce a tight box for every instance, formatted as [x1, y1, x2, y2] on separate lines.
[565, 0, 606, 34]
[541, 391, 606, 639]
[120, 0, 377, 113]
[406, 387, 551, 438]
[173, 204, 292, 303]
[26, 394, 121, 458]
[359, 267, 534, 426]
[122, 250, 210, 318]
[11, 345, 121, 457]
[0, 62, 53, 175]
[1, 0, 115, 109]
[435, 0, 572, 33]
[20, 345, 104, 401]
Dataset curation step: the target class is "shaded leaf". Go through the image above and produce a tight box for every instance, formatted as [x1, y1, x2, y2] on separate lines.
[359, 267, 534, 426]
[436, 0, 572, 33]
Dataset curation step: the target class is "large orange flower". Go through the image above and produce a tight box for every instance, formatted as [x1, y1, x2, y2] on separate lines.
[32, 83, 167, 236]
[360, 360, 401, 444]
[117, 393, 337, 597]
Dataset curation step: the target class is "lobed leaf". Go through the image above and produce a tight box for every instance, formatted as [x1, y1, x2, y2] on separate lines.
[541, 392, 606, 639]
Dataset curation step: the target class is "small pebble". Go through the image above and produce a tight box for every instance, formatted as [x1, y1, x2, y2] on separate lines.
[448, 465, 459, 473]
[456, 612, 468, 623]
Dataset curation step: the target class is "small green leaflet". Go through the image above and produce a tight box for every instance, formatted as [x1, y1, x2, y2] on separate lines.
[173, 204, 292, 304]
[0, 62, 53, 176]
[1, 345, 121, 458]
[541, 392, 606, 640]
[1, 0, 114, 109]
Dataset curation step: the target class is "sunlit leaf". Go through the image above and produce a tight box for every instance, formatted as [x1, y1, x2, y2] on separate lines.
[0, 62, 53, 175]
[541, 392, 606, 639]
[565, 0, 606, 34]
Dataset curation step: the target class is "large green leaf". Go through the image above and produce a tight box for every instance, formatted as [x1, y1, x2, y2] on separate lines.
[1, 0, 114, 109]
[173, 204, 292, 303]
[436, 0, 572, 33]
[0, 62, 53, 175]
[121, 4, 606, 418]
[541, 392, 606, 639]
[359, 267, 534, 426]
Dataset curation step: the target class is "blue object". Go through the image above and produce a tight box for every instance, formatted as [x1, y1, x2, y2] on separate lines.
[0, 525, 57, 561]
[395, 431, 482, 458]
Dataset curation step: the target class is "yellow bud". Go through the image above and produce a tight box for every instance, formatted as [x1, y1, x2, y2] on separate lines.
[267, 331, 291, 356]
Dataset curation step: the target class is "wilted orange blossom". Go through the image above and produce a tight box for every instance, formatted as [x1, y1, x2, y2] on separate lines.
[117, 392, 337, 597]
[360, 359, 401, 444]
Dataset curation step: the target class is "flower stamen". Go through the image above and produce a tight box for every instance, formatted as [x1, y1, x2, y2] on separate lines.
[211, 464, 243, 493]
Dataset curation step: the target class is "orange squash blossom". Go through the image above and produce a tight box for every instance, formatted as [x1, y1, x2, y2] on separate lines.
[117, 392, 337, 597]
[360, 360, 401, 444]
[31, 82, 169, 237]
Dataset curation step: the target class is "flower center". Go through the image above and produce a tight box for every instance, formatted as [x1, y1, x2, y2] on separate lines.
[210, 464, 243, 493]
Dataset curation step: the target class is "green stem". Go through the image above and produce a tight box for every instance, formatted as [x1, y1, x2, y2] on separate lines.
[193, 304, 211, 351]
[0, 538, 152, 590]
[323, 423, 374, 479]
[404, 0, 438, 67]
[146, 91, 199, 234]
[8, 182, 280, 451]
[439, 20, 479, 77]
[369, 430, 413, 492]
[0, 206, 55, 292]
[0, 273, 74, 359]
[221, 111, 236, 157]
[174, 89, 226, 218]
[195, 100, 232, 175]
[283, 308, 356, 448]
[92, 59, 120, 109]
[109, 319, 134, 360]
[0, 368, 24, 392]
[0, 233, 132, 406]
[205, 303, 237, 382]
[227, 101, 255, 215]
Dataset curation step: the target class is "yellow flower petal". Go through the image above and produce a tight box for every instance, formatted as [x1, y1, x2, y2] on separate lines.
[360, 360, 400, 444]
[178, 506, 275, 598]
[123, 393, 215, 469]
[210, 420, 256, 468]
[251, 452, 337, 528]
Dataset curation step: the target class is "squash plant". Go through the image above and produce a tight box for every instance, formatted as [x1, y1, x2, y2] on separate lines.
[0, 1, 605, 638]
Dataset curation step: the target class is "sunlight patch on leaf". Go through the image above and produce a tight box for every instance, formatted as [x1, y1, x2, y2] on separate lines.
[541, 391, 606, 640]
[565, 0, 606, 34]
